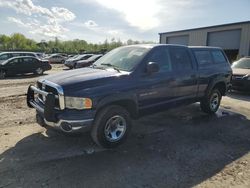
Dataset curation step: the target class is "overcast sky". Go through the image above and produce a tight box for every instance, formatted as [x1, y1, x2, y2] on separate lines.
[0, 0, 249, 43]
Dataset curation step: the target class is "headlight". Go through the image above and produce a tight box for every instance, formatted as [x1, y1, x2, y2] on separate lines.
[65, 97, 92, 110]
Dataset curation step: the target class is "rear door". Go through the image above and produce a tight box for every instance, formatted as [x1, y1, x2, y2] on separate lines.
[169, 46, 198, 100]
[22, 57, 38, 73]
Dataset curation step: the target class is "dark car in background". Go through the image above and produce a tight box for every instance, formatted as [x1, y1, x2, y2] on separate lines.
[0, 56, 51, 79]
[0, 52, 40, 63]
[64, 54, 93, 69]
[231, 57, 250, 91]
[75, 54, 103, 69]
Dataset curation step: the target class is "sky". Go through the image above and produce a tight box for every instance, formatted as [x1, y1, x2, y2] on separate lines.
[0, 0, 249, 43]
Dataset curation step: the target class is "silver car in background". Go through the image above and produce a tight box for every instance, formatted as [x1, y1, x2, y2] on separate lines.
[64, 54, 93, 69]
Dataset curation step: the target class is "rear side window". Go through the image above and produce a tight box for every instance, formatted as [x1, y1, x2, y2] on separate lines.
[194, 50, 213, 65]
[169, 48, 192, 70]
[23, 58, 34, 63]
[12, 53, 20, 57]
[25, 53, 35, 57]
[211, 50, 227, 64]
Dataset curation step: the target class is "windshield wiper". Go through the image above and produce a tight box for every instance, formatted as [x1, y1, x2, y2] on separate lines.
[100, 63, 120, 72]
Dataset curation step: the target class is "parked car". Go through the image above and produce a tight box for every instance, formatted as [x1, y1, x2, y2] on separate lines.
[0, 56, 51, 79]
[0, 52, 40, 63]
[231, 57, 250, 91]
[64, 54, 93, 69]
[44, 54, 66, 64]
[75, 54, 103, 69]
[27, 44, 232, 148]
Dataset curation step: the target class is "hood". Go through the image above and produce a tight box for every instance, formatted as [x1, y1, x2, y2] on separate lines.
[232, 68, 250, 76]
[41, 67, 129, 91]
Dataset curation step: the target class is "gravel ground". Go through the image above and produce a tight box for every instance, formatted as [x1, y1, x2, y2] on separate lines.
[0, 65, 250, 188]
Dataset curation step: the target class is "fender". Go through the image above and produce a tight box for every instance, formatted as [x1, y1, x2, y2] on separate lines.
[205, 77, 226, 97]
[96, 91, 139, 118]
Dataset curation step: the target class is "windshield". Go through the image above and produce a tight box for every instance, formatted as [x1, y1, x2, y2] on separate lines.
[93, 46, 150, 72]
[232, 58, 250, 69]
[75, 54, 89, 60]
[88, 55, 101, 61]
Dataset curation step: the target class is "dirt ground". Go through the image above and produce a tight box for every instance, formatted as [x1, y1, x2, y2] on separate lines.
[0, 65, 250, 188]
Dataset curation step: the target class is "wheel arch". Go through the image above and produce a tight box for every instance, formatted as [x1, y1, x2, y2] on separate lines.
[206, 80, 227, 96]
[96, 94, 138, 119]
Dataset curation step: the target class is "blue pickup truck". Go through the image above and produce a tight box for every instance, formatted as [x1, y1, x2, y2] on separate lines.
[27, 44, 232, 148]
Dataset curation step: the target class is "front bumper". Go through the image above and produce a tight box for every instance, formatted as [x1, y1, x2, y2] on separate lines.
[27, 85, 95, 133]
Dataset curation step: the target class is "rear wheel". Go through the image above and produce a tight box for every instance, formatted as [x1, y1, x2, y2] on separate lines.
[0, 70, 6, 79]
[200, 89, 222, 114]
[35, 67, 44, 75]
[91, 105, 132, 148]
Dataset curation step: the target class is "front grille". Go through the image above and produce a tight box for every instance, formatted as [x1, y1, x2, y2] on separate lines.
[37, 81, 60, 109]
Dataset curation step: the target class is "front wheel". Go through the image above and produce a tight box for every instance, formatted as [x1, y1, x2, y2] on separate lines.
[200, 89, 222, 114]
[91, 105, 132, 148]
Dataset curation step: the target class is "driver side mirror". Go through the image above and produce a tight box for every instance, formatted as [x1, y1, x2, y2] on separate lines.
[146, 62, 159, 74]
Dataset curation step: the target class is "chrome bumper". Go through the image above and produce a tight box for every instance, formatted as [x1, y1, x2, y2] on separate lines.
[28, 83, 93, 133]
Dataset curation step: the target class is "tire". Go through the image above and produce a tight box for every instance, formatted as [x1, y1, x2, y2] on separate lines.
[91, 105, 132, 148]
[0, 70, 6, 79]
[35, 67, 44, 75]
[200, 88, 222, 114]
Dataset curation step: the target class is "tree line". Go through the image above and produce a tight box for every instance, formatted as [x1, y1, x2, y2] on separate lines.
[0, 33, 155, 54]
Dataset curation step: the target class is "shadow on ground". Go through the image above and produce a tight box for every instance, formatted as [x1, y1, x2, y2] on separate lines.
[1, 104, 250, 188]
[3, 73, 49, 80]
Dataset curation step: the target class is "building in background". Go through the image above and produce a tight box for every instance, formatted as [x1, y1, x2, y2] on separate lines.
[159, 21, 250, 62]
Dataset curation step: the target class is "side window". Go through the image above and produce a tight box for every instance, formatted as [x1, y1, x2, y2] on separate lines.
[169, 48, 192, 70]
[8, 59, 19, 65]
[27, 53, 35, 57]
[194, 50, 213, 66]
[23, 58, 33, 63]
[211, 50, 227, 64]
[0, 54, 9, 60]
[12, 53, 20, 57]
[147, 48, 172, 72]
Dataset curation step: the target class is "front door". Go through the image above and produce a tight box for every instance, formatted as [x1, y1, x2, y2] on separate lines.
[137, 46, 178, 110]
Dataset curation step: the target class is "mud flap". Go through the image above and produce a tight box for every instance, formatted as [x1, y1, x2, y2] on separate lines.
[44, 93, 57, 122]
[27, 85, 34, 108]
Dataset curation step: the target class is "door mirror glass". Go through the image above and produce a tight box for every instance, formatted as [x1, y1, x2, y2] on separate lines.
[146, 62, 159, 74]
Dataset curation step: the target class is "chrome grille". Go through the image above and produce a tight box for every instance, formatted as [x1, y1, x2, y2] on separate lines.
[37, 80, 64, 109]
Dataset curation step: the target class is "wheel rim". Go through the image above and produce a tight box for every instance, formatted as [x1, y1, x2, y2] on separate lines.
[104, 115, 127, 142]
[210, 92, 219, 111]
[36, 68, 43, 74]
